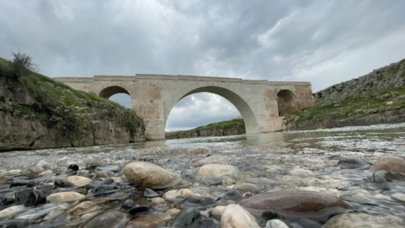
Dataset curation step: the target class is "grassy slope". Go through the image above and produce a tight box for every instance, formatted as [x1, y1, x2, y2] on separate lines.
[286, 87, 405, 129]
[166, 118, 245, 139]
[0, 57, 143, 141]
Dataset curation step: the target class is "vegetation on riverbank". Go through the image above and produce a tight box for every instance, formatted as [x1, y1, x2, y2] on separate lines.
[166, 118, 245, 139]
[0, 55, 145, 151]
[285, 87, 405, 129]
[286, 58, 405, 129]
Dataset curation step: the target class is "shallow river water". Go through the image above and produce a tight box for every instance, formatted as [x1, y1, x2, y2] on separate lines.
[0, 123, 405, 227]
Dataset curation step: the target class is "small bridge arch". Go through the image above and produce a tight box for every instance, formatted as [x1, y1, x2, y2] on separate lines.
[99, 86, 130, 98]
[277, 89, 297, 116]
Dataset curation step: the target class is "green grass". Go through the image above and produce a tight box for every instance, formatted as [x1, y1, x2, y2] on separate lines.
[166, 118, 245, 139]
[0, 57, 143, 139]
[287, 87, 405, 127]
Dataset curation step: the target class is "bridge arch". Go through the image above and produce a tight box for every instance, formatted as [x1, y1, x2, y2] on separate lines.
[99, 86, 130, 98]
[277, 89, 296, 116]
[165, 86, 259, 134]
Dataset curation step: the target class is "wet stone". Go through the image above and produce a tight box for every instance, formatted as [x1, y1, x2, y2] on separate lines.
[122, 199, 136, 210]
[240, 190, 351, 223]
[0, 219, 30, 228]
[221, 204, 260, 228]
[0, 205, 26, 220]
[323, 213, 404, 228]
[15, 188, 46, 206]
[0, 192, 15, 208]
[338, 158, 370, 169]
[370, 171, 391, 190]
[144, 188, 159, 198]
[129, 206, 150, 216]
[370, 156, 405, 175]
[67, 176, 92, 187]
[47, 191, 85, 203]
[54, 178, 75, 188]
[196, 164, 239, 186]
[170, 207, 201, 228]
[92, 184, 117, 197]
[265, 219, 289, 228]
[67, 164, 79, 175]
[83, 210, 129, 228]
[220, 190, 243, 203]
[181, 195, 217, 209]
[123, 161, 182, 189]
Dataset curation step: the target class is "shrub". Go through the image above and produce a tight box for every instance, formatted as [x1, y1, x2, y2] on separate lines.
[11, 52, 35, 79]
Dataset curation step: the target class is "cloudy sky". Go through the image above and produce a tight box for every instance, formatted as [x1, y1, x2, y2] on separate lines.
[1, 0, 405, 131]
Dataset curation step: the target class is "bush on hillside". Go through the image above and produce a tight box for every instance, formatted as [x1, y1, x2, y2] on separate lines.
[11, 52, 36, 79]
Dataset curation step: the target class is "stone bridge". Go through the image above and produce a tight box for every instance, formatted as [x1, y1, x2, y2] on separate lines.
[55, 74, 314, 140]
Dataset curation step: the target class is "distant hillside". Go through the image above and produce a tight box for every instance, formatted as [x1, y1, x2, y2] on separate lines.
[315, 59, 405, 102]
[286, 58, 405, 129]
[166, 118, 245, 139]
[0, 56, 145, 151]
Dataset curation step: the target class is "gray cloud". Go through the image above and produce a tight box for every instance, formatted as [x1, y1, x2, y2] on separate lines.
[1, 0, 404, 130]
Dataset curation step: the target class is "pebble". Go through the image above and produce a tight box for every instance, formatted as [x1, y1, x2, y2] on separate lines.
[240, 190, 350, 222]
[210, 205, 226, 220]
[144, 188, 159, 198]
[324, 213, 404, 228]
[220, 204, 260, 228]
[47, 192, 85, 203]
[391, 193, 405, 203]
[265, 219, 290, 228]
[163, 188, 194, 203]
[0, 205, 26, 220]
[123, 161, 181, 189]
[196, 164, 239, 186]
[83, 210, 129, 228]
[370, 156, 405, 174]
[338, 158, 370, 169]
[67, 176, 92, 187]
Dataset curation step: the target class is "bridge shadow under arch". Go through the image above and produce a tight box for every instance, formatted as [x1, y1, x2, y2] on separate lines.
[277, 89, 296, 116]
[165, 86, 259, 134]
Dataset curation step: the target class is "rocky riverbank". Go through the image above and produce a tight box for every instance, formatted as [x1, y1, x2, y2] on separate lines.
[166, 119, 245, 139]
[0, 56, 145, 151]
[286, 58, 405, 130]
[0, 126, 404, 227]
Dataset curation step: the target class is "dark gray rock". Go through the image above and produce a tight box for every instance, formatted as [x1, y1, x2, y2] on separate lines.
[338, 158, 369, 169]
[83, 210, 129, 228]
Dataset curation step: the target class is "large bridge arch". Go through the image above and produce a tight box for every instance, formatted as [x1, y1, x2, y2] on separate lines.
[164, 86, 259, 133]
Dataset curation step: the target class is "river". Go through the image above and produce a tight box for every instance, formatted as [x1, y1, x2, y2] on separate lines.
[0, 123, 404, 227]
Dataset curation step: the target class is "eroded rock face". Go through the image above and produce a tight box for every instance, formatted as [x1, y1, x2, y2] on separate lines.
[370, 156, 405, 174]
[196, 164, 239, 185]
[123, 161, 181, 189]
[220, 204, 260, 228]
[239, 190, 350, 222]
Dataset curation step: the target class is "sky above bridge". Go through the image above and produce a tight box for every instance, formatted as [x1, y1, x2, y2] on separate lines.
[1, 0, 405, 131]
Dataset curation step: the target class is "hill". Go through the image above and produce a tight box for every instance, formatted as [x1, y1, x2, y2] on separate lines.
[0, 56, 145, 151]
[166, 118, 245, 139]
[286, 58, 405, 129]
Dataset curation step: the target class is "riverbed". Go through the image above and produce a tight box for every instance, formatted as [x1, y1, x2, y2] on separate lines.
[1, 123, 404, 227]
